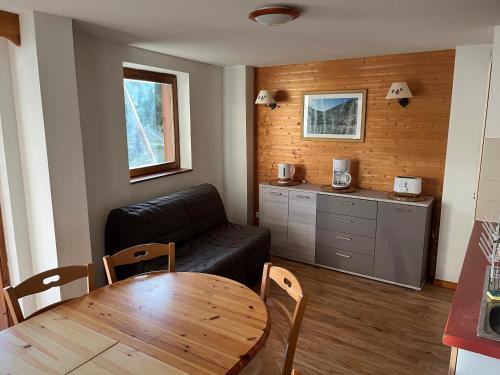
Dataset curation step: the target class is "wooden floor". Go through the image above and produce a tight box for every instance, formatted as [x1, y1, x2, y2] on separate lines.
[267, 257, 455, 375]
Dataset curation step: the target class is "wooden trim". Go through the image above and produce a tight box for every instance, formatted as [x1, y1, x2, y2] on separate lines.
[0, 10, 20, 46]
[123, 67, 180, 179]
[129, 162, 180, 178]
[448, 347, 458, 375]
[248, 6, 300, 22]
[0, 206, 10, 329]
[300, 89, 367, 142]
[433, 279, 457, 290]
[129, 167, 192, 184]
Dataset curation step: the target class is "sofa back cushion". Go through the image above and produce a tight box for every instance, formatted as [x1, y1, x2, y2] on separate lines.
[105, 195, 194, 255]
[171, 183, 229, 236]
[105, 184, 228, 255]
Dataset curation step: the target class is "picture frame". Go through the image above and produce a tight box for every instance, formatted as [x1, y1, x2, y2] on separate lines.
[301, 89, 367, 142]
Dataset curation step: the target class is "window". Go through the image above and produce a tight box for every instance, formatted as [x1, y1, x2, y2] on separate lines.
[123, 67, 180, 179]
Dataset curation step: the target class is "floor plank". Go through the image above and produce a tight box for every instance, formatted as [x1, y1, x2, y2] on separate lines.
[267, 257, 454, 375]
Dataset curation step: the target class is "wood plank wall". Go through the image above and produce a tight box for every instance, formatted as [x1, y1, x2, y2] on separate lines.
[254, 50, 455, 277]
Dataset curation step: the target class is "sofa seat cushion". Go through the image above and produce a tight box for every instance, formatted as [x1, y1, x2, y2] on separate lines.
[115, 223, 270, 285]
[177, 223, 270, 271]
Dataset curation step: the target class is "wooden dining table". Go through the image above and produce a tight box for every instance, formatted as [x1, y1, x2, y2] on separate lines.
[0, 272, 271, 374]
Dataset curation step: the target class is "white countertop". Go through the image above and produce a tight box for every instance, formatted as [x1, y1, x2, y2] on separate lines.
[260, 183, 435, 208]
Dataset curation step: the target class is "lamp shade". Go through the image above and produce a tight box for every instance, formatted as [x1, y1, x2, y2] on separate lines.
[386, 82, 413, 99]
[255, 90, 275, 105]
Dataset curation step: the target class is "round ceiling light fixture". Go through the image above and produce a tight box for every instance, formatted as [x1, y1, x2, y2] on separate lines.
[248, 5, 301, 26]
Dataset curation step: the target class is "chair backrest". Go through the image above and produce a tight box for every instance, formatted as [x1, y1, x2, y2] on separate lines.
[103, 242, 175, 284]
[260, 262, 308, 375]
[3, 263, 95, 325]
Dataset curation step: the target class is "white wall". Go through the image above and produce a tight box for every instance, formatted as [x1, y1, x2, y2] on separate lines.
[0, 39, 35, 313]
[7, 11, 93, 309]
[436, 44, 492, 283]
[222, 66, 254, 225]
[73, 31, 223, 286]
[485, 26, 500, 138]
[33, 13, 92, 300]
[9, 11, 60, 308]
[476, 26, 500, 221]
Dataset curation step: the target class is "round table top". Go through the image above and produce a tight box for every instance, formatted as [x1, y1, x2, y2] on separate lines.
[54, 272, 270, 374]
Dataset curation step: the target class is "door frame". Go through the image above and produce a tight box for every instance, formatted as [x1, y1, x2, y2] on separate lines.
[0, 206, 11, 329]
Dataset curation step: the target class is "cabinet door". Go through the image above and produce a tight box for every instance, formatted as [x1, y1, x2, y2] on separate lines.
[374, 202, 428, 288]
[261, 187, 289, 256]
[287, 191, 316, 263]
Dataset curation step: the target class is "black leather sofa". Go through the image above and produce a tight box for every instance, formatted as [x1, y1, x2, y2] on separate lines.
[105, 184, 271, 286]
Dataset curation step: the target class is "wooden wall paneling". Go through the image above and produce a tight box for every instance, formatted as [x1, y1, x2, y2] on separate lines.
[254, 50, 455, 277]
[0, 10, 20, 46]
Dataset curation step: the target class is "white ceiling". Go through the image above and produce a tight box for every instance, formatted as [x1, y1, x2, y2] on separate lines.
[2, 0, 500, 67]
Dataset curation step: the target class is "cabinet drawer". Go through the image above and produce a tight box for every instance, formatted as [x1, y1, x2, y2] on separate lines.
[316, 229, 375, 256]
[316, 245, 374, 276]
[289, 190, 316, 231]
[262, 187, 289, 219]
[317, 194, 378, 219]
[316, 211, 376, 238]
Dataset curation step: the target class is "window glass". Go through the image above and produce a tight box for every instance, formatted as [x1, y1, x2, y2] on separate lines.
[123, 79, 175, 169]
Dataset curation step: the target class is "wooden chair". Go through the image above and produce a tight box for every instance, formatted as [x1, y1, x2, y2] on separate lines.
[242, 262, 308, 375]
[3, 263, 95, 325]
[103, 243, 175, 284]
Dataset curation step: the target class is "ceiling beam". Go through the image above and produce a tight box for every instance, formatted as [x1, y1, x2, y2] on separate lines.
[0, 10, 20, 46]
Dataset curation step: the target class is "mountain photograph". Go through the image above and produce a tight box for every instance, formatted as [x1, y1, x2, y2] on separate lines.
[306, 97, 358, 135]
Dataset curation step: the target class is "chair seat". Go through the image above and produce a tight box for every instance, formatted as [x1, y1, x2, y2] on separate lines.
[240, 346, 281, 375]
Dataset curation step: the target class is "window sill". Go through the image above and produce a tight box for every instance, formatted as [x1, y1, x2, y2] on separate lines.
[130, 168, 193, 184]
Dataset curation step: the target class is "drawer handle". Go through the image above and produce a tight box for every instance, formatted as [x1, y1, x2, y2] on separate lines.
[336, 218, 353, 223]
[336, 253, 351, 259]
[339, 201, 354, 205]
[336, 236, 352, 241]
[393, 207, 411, 212]
[270, 191, 283, 196]
[296, 194, 310, 199]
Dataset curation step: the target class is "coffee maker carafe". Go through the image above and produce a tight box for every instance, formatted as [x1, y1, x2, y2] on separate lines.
[332, 159, 352, 189]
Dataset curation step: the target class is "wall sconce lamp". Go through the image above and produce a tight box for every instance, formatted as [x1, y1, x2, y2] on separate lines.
[386, 82, 413, 107]
[255, 89, 277, 109]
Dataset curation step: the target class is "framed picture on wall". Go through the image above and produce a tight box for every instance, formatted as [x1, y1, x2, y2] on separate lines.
[301, 89, 367, 142]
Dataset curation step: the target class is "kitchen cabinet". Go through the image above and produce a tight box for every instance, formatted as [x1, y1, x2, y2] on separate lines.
[287, 190, 316, 263]
[374, 202, 432, 288]
[259, 183, 434, 290]
[260, 187, 288, 257]
[260, 186, 316, 263]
